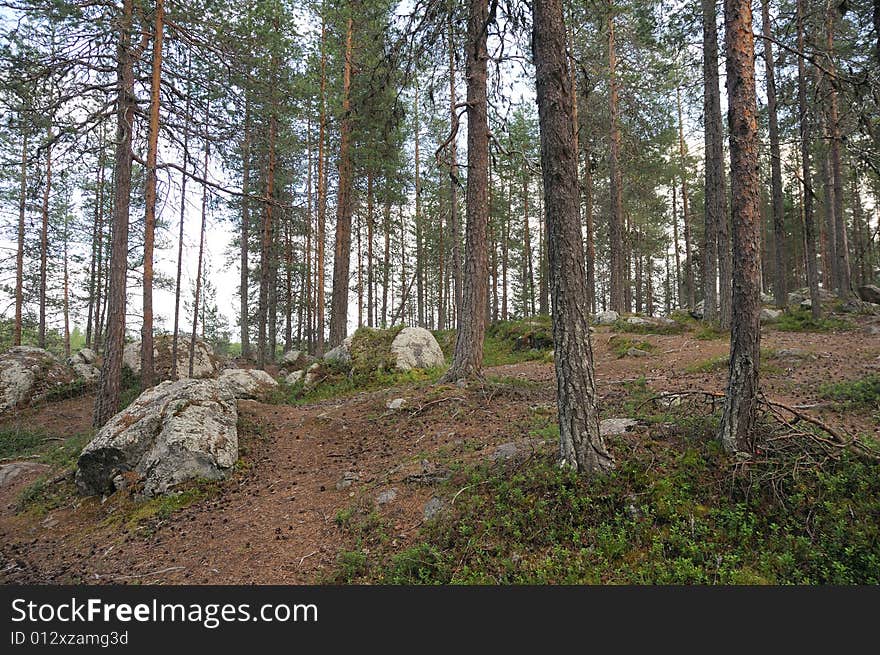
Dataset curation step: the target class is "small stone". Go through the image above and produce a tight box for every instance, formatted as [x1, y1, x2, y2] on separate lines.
[626, 347, 649, 358]
[593, 310, 619, 326]
[336, 471, 359, 490]
[423, 497, 446, 521]
[376, 488, 398, 505]
[386, 398, 406, 410]
[760, 308, 782, 323]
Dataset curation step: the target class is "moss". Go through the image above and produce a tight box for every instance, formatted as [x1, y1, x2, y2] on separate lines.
[608, 335, 654, 358]
[349, 325, 405, 375]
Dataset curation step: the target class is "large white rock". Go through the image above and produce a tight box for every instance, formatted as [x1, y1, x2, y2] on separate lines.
[76, 378, 238, 497]
[123, 335, 219, 381]
[218, 368, 278, 400]
[594, 310, 619, 325]
[281, 349, 312, 369]
[0, 346, 75, 414]
[390, 327, 445, 371]
[71, 348, 97, 365]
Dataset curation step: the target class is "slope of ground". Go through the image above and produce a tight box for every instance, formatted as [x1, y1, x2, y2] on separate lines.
[0, 318, 877, 584]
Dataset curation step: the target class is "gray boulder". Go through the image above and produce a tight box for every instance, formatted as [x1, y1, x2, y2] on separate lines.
[281, 349, 312, 369]
[218, 368, 278, 400]
[323, 336, 353, 366]
[857, 285, 880, 305]
[599, 418, 639, 437]
[390, 327, 445, 371]
[285, 370, 305, 385]
[123, 335, 219, 381]
[760, 308, 782, 323]
[594, 310, 619, 325]
[71, 348, 97, 365]
[76, 378, 238, 497]
[0, 346, 75, 414]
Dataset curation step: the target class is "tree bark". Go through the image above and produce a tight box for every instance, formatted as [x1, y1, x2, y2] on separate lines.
[702, 0, 722, 320]
[172, 51, 192, 378]
[448, 5, 462, 327]
[825, 5, 850, 296]
[239, 99, 251, 359]
[676, 87, 695, 312]
[94, 0, 136, 428]
[189, 103, 211, 378]
[38, 130, 51, 349]
[14, 128, 27, 347]
[316, 7, 328, 354]
[719, 0, 762, 453]
[328, 14, 355, 347]
[761, 0, 786, 308]
[607, 4, 626, 313]
[441, 0, 490, 382]
[796, 0, 822, 319]
[141, 0, 163, 388]
[533, 0, 614, 474]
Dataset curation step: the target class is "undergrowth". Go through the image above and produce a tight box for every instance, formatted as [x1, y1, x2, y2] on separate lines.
[774, 308, 853, 333]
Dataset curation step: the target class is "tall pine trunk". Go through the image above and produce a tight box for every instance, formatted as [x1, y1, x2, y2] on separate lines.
[761, 0, 786, 308]
[442, 0, 490, 382]
[141, 0, 163, 387]
[328, 15, 355, 347]
[607, 4, 626, 313]
[14, 128, 27, 347]
[797, 0, 822, 319]
[171, 51, 192, 378]
[533, 0, 613, 474]
[38, 131, 51, 349]
[702, 0, 722, 321]
[94, 0, 135, 428]
[719, 0, 762, 453]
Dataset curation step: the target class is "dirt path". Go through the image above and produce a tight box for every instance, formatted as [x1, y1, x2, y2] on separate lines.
[1, 323, 877, 584]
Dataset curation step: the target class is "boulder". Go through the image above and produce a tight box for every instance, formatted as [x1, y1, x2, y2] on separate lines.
[788, 286, 836, 306]
[599, 418, 639, 437]
[760, 308, 782, 323]
[218, 368, 278, 400]
[285, 370, 304, 385]
[594, 310, 619, 325]
[625, 316, 654, 327]
[304, 362, 323, 385]
[75, 378, 238, 497]
[123, 335, 219, 381]
[390, 327, 445, 371]
[857, 285, 880, 305]
[281, 349, 312, 369]
[839, 299, 880, 315]
[72, 362, 100, 383]
[71, 348, 97, 365]
[323, 336, 353, 366]
[0, 461, 49, 488]
[0, 346, 75, 414]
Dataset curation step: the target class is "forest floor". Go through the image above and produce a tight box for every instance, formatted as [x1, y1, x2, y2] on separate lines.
[1, 314, 878, 584]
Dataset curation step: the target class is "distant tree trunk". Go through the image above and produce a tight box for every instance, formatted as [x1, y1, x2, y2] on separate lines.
[382, 189, 391, 326]
[538, 188, 548, 314]
[717, 155, 733, 328]
[366, 172, 374, 327]
[676, 87, 695, 313]
[797, 0, 822, 319]
[414, 83, 424, 327]
[533, 0, 614, 474]
[306, 114, 314, 348]
[441, 0, 490, 382]
[14, 128, 27, 347]
[329, 15, 355, 347]
[171, 52, 192, 378]
[702, 0, 722, 321]
[189, 103, 211, 378]
[581, 91, 597, 315]
[38, 131, 51, 349]
[94, 159, 105, 353]
[141, 0, 163, 388]
[607, 5, 625, 313]
[501, 175, 510, 320]
[448, 3, 462, 326]
[522, 167, 535, 317]
[825, 6, 850, 296]
[94, 0, 136, 428]
[316, 8, 328, 354]
[818, 113, 836, 290]
[285, 219, 294, 348]
[239, 99, 251, 360]
[761, 0, 786, 308]
[719, 0, 762, 454]
[62, 217, 70, 357]
[672, 184, 681, 306]
[258, 111, 277, 367]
